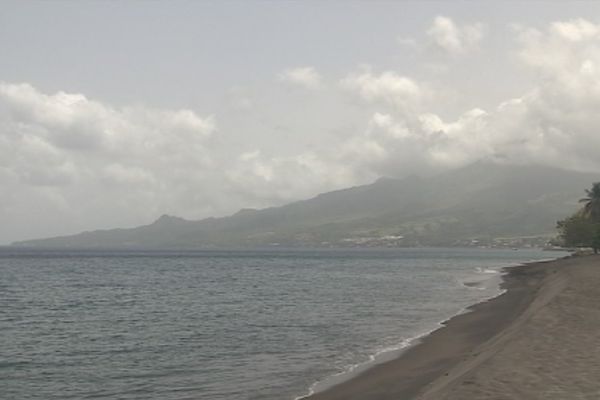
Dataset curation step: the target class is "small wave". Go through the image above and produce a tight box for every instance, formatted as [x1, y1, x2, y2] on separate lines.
[475, 267, 500, 274]
[461, 281, 486, 290]
[293, 337, 417, 400]
[293, 255, 567, 400]
[294, 315, 469, 400]
[294, 283, 512, 400]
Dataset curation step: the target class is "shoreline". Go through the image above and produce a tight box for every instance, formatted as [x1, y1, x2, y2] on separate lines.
[296, 261, 510, 399]
[301, 254, 578, 400]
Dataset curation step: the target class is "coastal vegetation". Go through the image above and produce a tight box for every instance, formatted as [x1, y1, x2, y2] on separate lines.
[557, 182, 600, 253]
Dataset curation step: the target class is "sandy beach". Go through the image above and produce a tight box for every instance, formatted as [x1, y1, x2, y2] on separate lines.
[304, 254, 600, 400]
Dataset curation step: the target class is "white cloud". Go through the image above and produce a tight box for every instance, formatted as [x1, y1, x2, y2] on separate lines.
[278, 66, 322, 89]
[0, 82, 357, 242]
[427, 16, 484, 56]
[338, 108, 491, 177]
[0, 83, 215, 156]
[0, 82, 220, 241]
[226, 150, 358, 206]
[551, 19, 600, 42]
[332, 19, 600, 177]
[7, 19, 600, 243]
[506, 20, 600, 170]
[340, 69, 428, 114]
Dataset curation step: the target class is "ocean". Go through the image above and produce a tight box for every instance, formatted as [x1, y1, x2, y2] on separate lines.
[0, 247, 566, 400]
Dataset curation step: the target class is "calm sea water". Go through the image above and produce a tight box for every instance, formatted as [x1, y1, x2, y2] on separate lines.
[1, 247, 566, 400]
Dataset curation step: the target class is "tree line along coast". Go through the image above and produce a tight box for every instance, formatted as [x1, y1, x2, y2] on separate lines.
[556, 182, 600, 253]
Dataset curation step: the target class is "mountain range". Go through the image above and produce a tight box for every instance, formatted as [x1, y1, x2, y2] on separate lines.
[13, 162, 598, 249]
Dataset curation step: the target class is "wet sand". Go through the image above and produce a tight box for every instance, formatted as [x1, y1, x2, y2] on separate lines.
[304, 254, 600, 400]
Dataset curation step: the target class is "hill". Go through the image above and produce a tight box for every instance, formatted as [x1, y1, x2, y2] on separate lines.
[13, 162, 598, 248]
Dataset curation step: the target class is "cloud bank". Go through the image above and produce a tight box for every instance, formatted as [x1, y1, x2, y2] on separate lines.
[337, 18, 600, 175]
[0, 83, 219, 241]
[4, 18, 600, 242]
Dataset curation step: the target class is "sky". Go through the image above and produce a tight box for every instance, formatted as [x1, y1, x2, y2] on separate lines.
[2, 0, 600, 244]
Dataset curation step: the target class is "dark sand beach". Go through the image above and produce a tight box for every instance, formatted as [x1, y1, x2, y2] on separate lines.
[304, 254, 600, 400]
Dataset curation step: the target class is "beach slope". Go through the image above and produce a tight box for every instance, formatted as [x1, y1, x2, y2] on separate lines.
[305, 255, 600, 400]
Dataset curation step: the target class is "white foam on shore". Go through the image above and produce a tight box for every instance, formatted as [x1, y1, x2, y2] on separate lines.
[460, 264, 505, 290]
[292, 255, 567, 400]
[293, 284, 507, 400]
[475, 266, 501, 274]
[293, 331, 431, 400]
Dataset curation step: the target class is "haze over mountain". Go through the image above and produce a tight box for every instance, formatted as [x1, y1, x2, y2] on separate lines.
[5, 4, 600, 245]
[13, 162, 596, 249]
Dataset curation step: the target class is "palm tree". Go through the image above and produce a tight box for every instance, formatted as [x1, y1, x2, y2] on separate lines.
[579, 182, 600, 222]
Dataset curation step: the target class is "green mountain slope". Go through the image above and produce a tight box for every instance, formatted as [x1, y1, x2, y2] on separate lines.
[13, 162, 598, 248]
